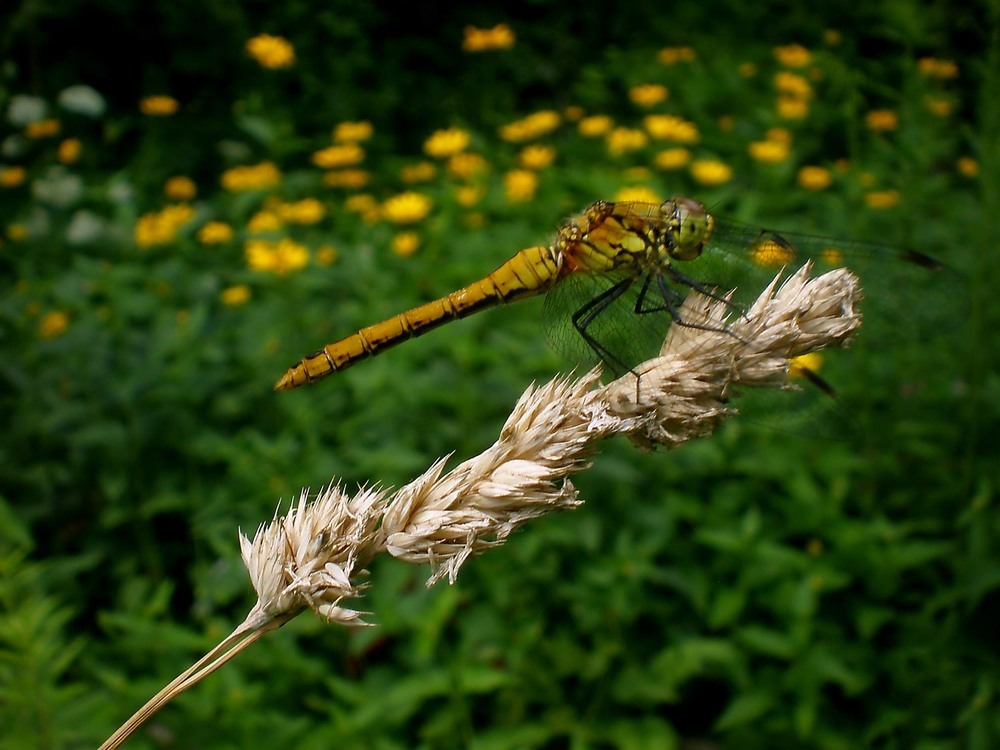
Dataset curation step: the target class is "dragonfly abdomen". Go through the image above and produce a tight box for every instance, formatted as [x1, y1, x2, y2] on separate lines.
[274, 245, 560, 390]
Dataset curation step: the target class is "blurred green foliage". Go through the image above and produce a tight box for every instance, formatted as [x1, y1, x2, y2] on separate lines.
[0, 0, 998, 748]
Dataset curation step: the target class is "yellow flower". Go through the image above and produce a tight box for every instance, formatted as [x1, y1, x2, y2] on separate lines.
[323, 169, 369, 188]
[499, 111, 560, 142]
[247, 211, 283, 233]
[797, 166, 833, 191]
[606, 127, 648, 156]
[7, 224, 26, 241]
[765, 127, 792, 145]
[447, 152, 488, 180]
[717, 114, 735, 132]
[245, 238, 309, 275]
[823, 29, 842, 46]
[246, 34, 295, 69]
[134, 204, 194, 247]
[332, 121, 373, 143]
[578, 115, 613, 138]
[774, 44, 811, 68]
[462, 23, 515, 52]
[774, 71, 812, 99]
[751, 238, 796, 267]
[58, 138, 82, 164]
[776, 96, 809, 119]
[221, 161, 282, 191]
[865, 109, 898, 132]
[0, 166, 27, 188]
[315, 245, 338, 265]
[748, 139, 790, 163]
[654, 147, 691, 170]
[957, 157, 979, 178]
[312, 144, 365, 169]
[821, 247, 844, 265]
[39, 311, 69, 338]
[613, 185, 661, 204]
[643, 115, 699, 143]
[924, 96, 952, 116]
[165, 176, 197, 201]
[25, 119, 61, 138]
[198, 221, 234, 244]
[918, 57, 959, 79]
[789, 352, 823, 379]
[738, 62, 757, 78]
[455, 185, 484, 207]
[391, 231, 421, 257]
[344, 194, 380, 221]
[276, 197, 326, 224]
[865, 189, 901, 209]
[690, 159, 733, 186]
[562, 105, 584, 121]
[401, 161, 438, 183]
[221, 285, 251, 306]
[657, 46, 696, 64]
[140, 95, 179, 116]
[504, 169, 538, 202]
[423, 127, 471, 159]
[628, 84, 669, 107]
[518, 144, 556, 170]
[382, 192, 432, 224]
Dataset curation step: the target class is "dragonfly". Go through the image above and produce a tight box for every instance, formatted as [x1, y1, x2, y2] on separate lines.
[274, 197, 961, 395]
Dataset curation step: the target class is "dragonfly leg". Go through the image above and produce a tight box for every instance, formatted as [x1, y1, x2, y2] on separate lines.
[663, 264, 748, 318]
[571, 276, 635, 373]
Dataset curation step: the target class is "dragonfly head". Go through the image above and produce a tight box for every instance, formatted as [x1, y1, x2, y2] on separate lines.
[662, 197, 714, 261]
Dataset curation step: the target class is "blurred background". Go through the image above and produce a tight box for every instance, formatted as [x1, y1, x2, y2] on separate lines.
[1, 0, 998, 747]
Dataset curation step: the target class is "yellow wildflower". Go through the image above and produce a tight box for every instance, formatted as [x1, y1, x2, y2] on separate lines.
[401, 161, 438, 183]
[918, 58, 958, 79]
[658, 46, 696, 64]
[774, 44, 811, 68]
[777, 96, 809, 119]
[344, 194, 380, 221]
[332, 121, 373, 143]
[134, 204, 194, 247]
[198, 221, 234, 244]
[865, 110, 898, 132]
[221, 285, 251, 306]
[629, 84, 669, 108]
[748, 139, 790, 163]
[924, 96, 952, 116]
[25, 119, 61, 138]
[578, 115, 613, 138]
[499, 111, 560, 143]
[448, 152, 488, 180]
[276, 197, 326, 224]
[751, 238, 796, 267]
[165, 176, 197, 201]
[455, 185, 484, 207]
[7, 224, 26, 241]
[606, 127, 648, 156]
[315, 245, 338, 265]
[312, 143, 365, 169]
[323, 169, 369, 188]
[738, 62, 757, 78]
[0, 166, 27, 188]
[382, 192, 432, 224]
[957, 157, 979, 178]
[643, 115, 699, 143]
[245, 238, 308, 275]
[823, 29, 842, 46]
[562, 105, 584, 121]
[690, 159, 733, 186]
[717, 115, 735, 132]
[766, 127, 792, 145]
[247, 211, 283, 233]
[391, 231, 421, 257]
[58, 138, 81, 164]
[821, 247, 844, 265]
[246, 34, 295, 69]
[504, 169, 538, 202]
[797, 166, 833, 191]
[654, 147, 691, 170]
[221, 161, 282, 191]
[518, 144, 556, 170]
[462, 23, 515, 52]
[140, 95, 179, 116]
[789, 352, 823, 379]
[865, 189, 901, 209]
[613, 185, 661, 204]
[774, 71, 812, 99]
[423, 127, 471, 159]
[39, 311, 69, 338]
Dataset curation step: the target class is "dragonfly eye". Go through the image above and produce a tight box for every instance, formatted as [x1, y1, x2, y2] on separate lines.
[663, 197, 712, 261]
